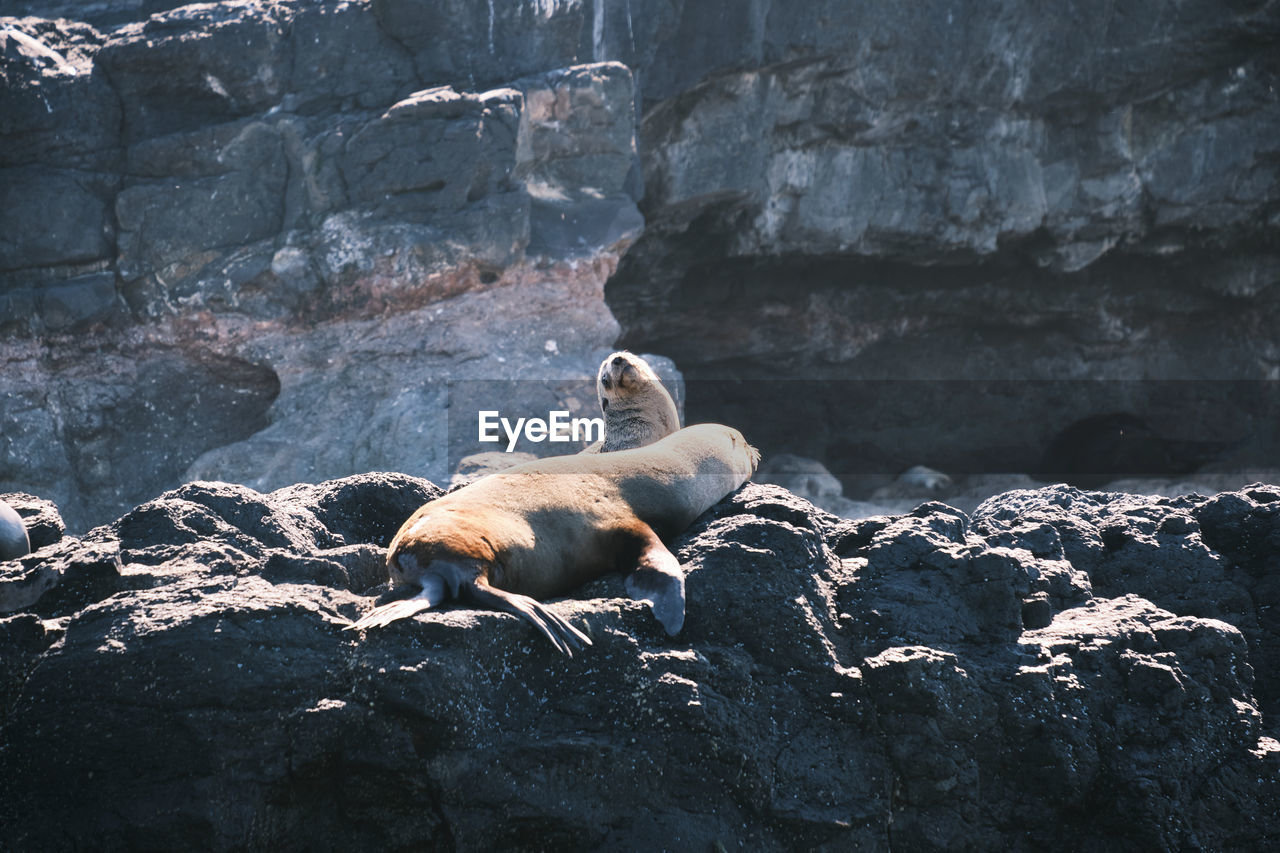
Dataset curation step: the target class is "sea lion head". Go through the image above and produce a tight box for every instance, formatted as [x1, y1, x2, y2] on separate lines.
[596, 350, 662, 412]
[668, 423, 761, 496]
[716, 424, 762, 483]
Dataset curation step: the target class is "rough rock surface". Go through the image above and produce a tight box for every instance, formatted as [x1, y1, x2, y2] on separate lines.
[3, 1, 1279, 527]
[0, 2, 649, 530]
[1, 477, 1277, 849]
[607, 0, 1280, 477]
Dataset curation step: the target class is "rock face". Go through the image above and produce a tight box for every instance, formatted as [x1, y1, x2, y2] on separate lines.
[3, 1, 1278, 526]
[0, 3, 648, 530]
[607, 0, 1280, 481]
[1, 478, 1277, 849]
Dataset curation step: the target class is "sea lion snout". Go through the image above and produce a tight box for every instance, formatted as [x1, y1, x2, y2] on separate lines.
[600, 355, 634, 392]
[611, 357, 641, 389]
[713, 425, 761, 478]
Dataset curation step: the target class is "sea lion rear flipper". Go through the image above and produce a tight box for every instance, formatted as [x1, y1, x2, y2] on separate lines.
[345, 575, 447, 631]
[624, 532, 686, 636]
[466, 582, 592, 657]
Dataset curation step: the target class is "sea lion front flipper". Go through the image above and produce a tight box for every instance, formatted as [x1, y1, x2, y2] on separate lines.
[624, 531, 686, 636]
[465, 582, 593, 657]
[346, 575, 447, 631]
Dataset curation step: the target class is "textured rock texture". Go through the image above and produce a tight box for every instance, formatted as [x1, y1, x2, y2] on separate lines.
[0, 3, 648, 530]
[607, 0, 1280, 485]
[3, 1, 1278, 527]
[1, 478, 1278, 849]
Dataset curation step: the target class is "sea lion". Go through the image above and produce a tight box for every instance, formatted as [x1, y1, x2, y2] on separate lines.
[590, 351, 680, 452]
[0, 499, 31, 561]
[347, 423, 760, 654]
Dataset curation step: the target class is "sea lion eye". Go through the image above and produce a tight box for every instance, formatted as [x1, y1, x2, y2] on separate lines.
[601, 376, 613, 390]
[601, 398, 609, 410]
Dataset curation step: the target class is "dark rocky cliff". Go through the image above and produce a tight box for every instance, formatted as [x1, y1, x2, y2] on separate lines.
[2, 480, 1278, 849]
[606, 0, 1280, 481]
[2, 0, 1278, 528]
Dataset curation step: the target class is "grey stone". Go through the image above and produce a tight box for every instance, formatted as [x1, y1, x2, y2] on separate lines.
[371, 0, 583, 89]
[287, 1, 418, 114]
[756, 452, 845, 508]
[96, 1, 291, 143]
[0, 167, 113, 273]
[0, 20, 120, 171]
[515, 62, 639, 199]
[341, 86, 521, 217]
[605, 0, 1279, 497]
[115, 121, 287, 280]
[37, 272, 118, 331]
[0, 0, 187, 29]
[184, 269, 623, 499]
[0, 347, 280, 532]
[517, 63, 645, 256]
[528, 194, 644, 257]
[269, 246, 310, 281]
[450, 451, 538, 487]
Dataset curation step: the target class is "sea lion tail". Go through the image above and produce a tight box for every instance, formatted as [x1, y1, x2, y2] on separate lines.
[465, 582, 592, 657]
[345, 575, 447, 631]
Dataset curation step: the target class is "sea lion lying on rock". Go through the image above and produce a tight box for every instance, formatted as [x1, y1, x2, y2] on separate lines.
[347, 424, 759, 654]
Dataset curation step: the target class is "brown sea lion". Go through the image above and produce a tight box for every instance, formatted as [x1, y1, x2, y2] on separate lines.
[590, 351, 680, 453]
[347, 424, 760, 654]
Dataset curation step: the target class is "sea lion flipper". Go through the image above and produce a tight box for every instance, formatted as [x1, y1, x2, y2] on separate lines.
[346, 576, 447, 631]
[466, 582, 591, 656]
[624, 534, 686, 636]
